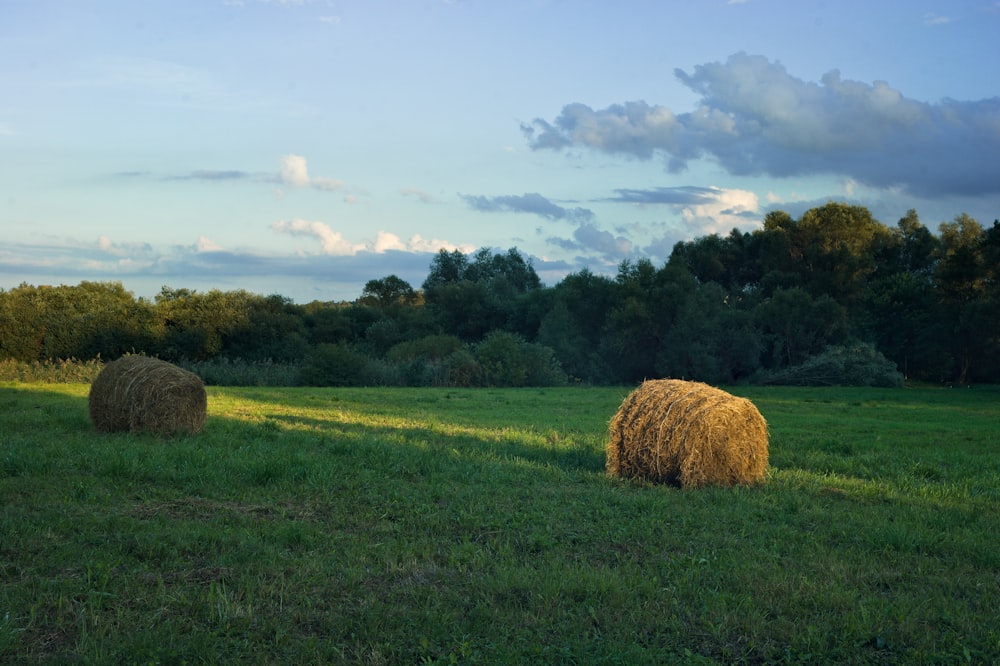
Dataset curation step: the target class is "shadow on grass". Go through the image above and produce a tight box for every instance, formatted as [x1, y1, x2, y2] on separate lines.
[0, 384, 608, 477]
[261, 410, 607, 475]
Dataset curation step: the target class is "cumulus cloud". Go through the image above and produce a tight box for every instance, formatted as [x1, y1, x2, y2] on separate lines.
[678, 187, 760, 234]
[371, 231, 474, 254]
[279, 154, 346, 192]
[272, 219, 366, 256]
[462, 192, 595, 223]
[524, 53, 1000, 198]
[271, 219, 474, 257]
[196, 236, 224, 252]
[279, 155, 312, 188]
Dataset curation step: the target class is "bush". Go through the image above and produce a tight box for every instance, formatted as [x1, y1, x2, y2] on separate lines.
[442, 349, 481, 387]
[297, 344, 369, 386]
[387, 335, 464, 363]
[177, 357, 299, 386]
[387, 335, 468, 387]
[474, 332, 567, 387]
[358, 356, 404, 387]
[755, 343, 903, 387]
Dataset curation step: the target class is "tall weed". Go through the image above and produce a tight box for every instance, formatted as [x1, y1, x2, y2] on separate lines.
[0, 358, 105, 383]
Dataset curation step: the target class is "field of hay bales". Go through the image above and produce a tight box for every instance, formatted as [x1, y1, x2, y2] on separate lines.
[1, 382, 998, 664]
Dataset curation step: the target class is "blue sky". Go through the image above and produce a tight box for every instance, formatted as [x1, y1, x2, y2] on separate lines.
[2, 0, 999, 302]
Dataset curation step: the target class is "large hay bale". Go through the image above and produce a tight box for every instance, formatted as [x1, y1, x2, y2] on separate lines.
[89, 356, 207, 435]
[607, 379, 768, 488]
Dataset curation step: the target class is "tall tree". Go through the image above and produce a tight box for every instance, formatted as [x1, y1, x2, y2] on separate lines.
[359, 275, 420, 308]
[755, 286, 849, 369]
[795, 202, 893, 308]
[934, 214, 991, 383]
[935, 213, 985, 304]
[423, 247, 541, 341]
[155, 288, 255, 360]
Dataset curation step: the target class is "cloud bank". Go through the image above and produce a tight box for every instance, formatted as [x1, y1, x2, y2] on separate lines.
[523, 53, 1000, 198]
[271, 219, 474, 256]
[0, 227, 477, 302]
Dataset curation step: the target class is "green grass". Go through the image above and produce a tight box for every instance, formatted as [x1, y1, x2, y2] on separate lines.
[1, 382, 998, 664]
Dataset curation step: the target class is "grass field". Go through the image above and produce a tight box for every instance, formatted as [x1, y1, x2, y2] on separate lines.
[1, 382, 998, 664]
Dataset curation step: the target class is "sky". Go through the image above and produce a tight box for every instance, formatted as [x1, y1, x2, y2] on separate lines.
[2, 0, 999, 303]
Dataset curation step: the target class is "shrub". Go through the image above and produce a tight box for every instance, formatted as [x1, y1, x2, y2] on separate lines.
[385, 335, 469, 387]
[176, 358, 299, 387]
[442, 349, 481, 387]
[755, 343, 903, 387]
[297, 344, 369, 386]
[474, 331, 567, 387]
[387, 335, 464, 363]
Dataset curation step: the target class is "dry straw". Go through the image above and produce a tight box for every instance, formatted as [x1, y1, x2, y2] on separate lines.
[607, 379, 768, 488]
[89, 356, 207, 435]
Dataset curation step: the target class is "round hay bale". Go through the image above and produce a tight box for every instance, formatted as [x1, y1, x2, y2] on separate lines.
[607, 379, 768, 488]
[89, 356, 207, 435]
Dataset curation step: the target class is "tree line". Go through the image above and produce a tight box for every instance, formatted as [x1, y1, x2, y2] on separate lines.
[2, 203, 998, 386]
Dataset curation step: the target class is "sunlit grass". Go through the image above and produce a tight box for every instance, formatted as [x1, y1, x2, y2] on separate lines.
[1, 382, 998, 663]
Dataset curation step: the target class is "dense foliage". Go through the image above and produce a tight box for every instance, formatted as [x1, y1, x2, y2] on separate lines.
[2, 203, 998, 385]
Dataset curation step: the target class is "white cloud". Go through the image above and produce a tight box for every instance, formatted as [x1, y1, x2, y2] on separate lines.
[272, 220, 474, 257]
[370, 230, 473, 254]
[279, 154, 312, 188]
[373, 231, 408, 253]
[278, 154, 349, 193]
[272, 219, 366, 256]
[400, 234, 475, 254]
[679, 187, 759, 234]
[93, 235, 155, 260]
[196, 236, 224, 252]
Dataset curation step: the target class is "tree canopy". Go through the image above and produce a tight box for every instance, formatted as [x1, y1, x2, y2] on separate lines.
[3, 210, 999, 386]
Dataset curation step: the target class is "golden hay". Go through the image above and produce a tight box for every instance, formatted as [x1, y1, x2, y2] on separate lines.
[89, 356, 207, 435]
[607, 379, 768, 488]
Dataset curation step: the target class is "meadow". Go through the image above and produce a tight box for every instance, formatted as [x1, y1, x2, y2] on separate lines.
[1, 382, 998, 664]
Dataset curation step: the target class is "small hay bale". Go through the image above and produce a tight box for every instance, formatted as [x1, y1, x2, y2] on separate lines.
[89, 356, 207, 435]
[607, 379, 768, 488]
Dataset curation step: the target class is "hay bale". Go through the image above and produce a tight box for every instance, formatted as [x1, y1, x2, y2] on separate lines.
[607, 379, 768, 488]
[89, 356, 207, 435]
